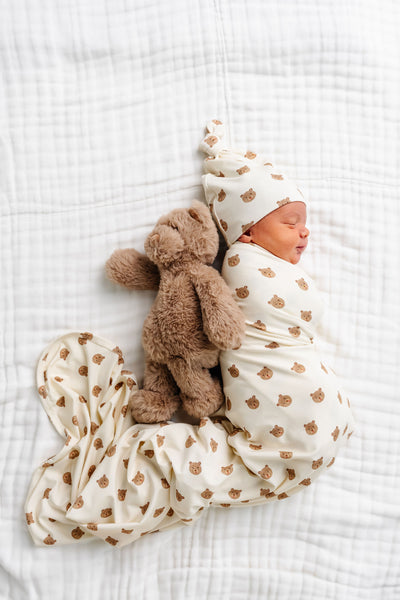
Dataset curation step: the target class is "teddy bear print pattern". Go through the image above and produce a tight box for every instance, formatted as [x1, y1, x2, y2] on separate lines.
[220, 241, 355, 497]
[25, 257, 355, 550]
[26, 331, 310, 548]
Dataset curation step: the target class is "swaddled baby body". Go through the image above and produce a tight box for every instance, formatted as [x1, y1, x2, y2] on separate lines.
[221, 238, 355, 494]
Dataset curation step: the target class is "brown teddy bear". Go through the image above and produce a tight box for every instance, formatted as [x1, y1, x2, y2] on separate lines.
[105, 200, 245, 423]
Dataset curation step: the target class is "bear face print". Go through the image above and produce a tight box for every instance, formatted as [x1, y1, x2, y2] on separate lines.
[279, 451, 293, 459]
[220, 219, 228, 231]
[228, 254, 240, 267]
[221, 464, 234, 476]
[291, 362, 305, 374]
[277, 394, 292, 407]
[118, 489, 127, 501]
[78, 365, 88, 377]
[268, 295, 285, 309]
[43, 534, 56, 545]
[304, 420, 318, 435]
[301, 311, 312, 322]
[237, 165, 250, 175]
[201, 488, 214, 499]
[26, 512, 34, 525]
[92, 385, 102, 398]
[331, 426, 340, 441]
[236, 286, 249, 299]
[265, 342, 279, 349]
[71, 527, 85, 540]
[240, 188, 256, 202]
[94, 438, 103, 450]
[228, 364, 240, 377]
[245, 151, 257, 159]
[287, 468, 296, 480]
[73, 496, 84, 509]
[56, 396, 65, 407]
[210, 438, 218, 452]
[140, 502, 150, 514]
[228, 488, 242, 499]
[312, 457, 323, 470]
[270, 425, 284, 437]
[132, 471, 145, 485]
[101, 508, 112, 518]
[299, 478, 311, 486]
[271, 174, 284, 181]
[288, 326, 301, 337]
[205, 134, 218, 148]
[246, 395, 260, 409]
[260, 488, 276, 498]
[161, 478, 170, 489]
[218, 189, 226, 202]
[189, 461, 202, 475]
[258, 465, 273, 480]
[60, 348, 70, 360]
[249, 443, 262, 450]
[63, 472, 72, 485]
[241, 221, 254, 233]
[96, 475, 109, 488]
[185, 435, 196, 448]
[276, 197, 290, 206]
[296, 278, 309, 290]
[92, 354, 105, 365]
[257, 366, 273, 380]
[311, 388, 325, 403]
[88, 465, 96, 479]
[258, 267, 275, 278]
[226, 397, 232, 411]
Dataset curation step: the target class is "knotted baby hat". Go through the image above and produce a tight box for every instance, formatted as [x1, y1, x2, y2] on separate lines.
[199, 119, 307, 246]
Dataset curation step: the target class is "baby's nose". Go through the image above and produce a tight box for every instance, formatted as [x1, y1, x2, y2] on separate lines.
[300, 226, 310, 238]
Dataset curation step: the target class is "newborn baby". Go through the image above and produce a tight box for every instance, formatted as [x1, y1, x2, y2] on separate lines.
[201, 119, 356, 496]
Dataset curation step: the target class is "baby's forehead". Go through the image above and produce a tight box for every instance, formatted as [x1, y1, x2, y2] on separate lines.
[273, 203, 306, 219]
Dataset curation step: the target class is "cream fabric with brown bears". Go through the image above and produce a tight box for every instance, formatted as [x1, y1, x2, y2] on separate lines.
[25, 287, 354, 548]
[199, 120, 306, 246]
[220, 241, 355, 495]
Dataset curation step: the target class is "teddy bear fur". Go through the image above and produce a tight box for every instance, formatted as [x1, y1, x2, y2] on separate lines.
[105, 200, 245, 424]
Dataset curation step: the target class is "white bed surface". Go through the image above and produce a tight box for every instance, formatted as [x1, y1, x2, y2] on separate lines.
[1, 0, 399, 598]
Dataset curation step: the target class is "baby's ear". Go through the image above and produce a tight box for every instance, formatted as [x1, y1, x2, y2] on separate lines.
[237, 231, 252, 243]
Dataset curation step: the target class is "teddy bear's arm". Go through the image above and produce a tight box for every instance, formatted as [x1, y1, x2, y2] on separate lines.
[192, 265, 245, 350]
[105, 248, 160, 290]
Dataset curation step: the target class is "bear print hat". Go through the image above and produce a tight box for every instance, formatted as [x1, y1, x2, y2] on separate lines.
[199, 119, 308, 246]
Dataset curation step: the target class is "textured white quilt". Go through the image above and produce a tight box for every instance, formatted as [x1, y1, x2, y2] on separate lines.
[1, 0, 399, 598]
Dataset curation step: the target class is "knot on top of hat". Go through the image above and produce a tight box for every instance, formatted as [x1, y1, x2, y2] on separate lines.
[198, 119, 226, 157]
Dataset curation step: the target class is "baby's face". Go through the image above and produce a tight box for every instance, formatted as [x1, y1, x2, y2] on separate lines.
[238, 202, 309, 264]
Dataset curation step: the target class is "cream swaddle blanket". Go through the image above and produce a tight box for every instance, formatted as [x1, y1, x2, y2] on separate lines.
[25, 267, 354, 548]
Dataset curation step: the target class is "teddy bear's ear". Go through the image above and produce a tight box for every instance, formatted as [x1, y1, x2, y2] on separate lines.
[188, 207, 203, 223]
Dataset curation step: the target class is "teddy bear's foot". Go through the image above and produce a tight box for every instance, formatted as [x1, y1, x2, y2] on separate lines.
[129, 390, 180, 424]
[181, 378, 225, 419]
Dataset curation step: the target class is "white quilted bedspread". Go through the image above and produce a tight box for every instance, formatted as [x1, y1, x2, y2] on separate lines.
[1, 1, 399, 598]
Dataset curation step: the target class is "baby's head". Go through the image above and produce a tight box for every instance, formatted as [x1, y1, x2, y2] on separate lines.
[199, 120, 309, 264]
[238, 201, 309, 264]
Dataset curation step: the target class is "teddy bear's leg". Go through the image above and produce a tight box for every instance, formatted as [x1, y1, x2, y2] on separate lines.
[129, 359, 181, 423]
[167, 358, 225, 419]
